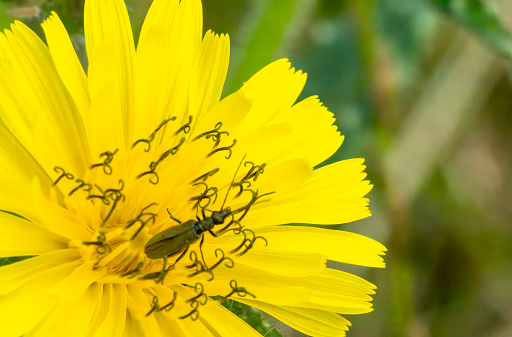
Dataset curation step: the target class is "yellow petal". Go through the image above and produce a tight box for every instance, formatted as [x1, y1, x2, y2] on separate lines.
[198, 301, 262, 337]
[25, 283, 101, 337]
[130, 287, 175, 337]
[292, 268, 376, 314]
[0, 249, 79, 295]
[123, 312, 145, 337]
[133, 27, 177, 139]
[86, 80, 124, 158]
[85, 0, 135, 145]
[138, 0, 180, 40]
[232, 249, 326, 277]
[189, 30, 230, 132]
[267, 96, 343, 167]
[243, 158, 312, 196]
[0, 260, 78, 337]
[210, 236, 326, 277]
[10, 22, 90, 169]
[284, 158, 372, 199]
[204, 264, 309, 305]
[140, 0, 202, 49]
[0, 210, 67, 257]
[243, 158, 373, 227]
[0, 168, 53, 223]
[135, 0, 203, 139]
[41, 12, 90, 117]
[227, 123, 293, 167]
[89, 284, 127, 337]
[48, 260, 107, 301]
[31, 178, 93, 240]
[243, 197, 371, 227]
[133, 315, 163, 337]
[0, 118, 55, 197]
[154, 314, 186, 337]
[229, 226, 386, 268]
[149, 285, 187, 336]
[233, 59, 307, 137]
[174, 314, 215, 337]
[126, 284, 153, 321]
[191, 150, 311, 211]
[237, 299, 351, 337]
[209, 264, 375, 313]
[193, 91, 252, 138]
[0, 23, 90, 175]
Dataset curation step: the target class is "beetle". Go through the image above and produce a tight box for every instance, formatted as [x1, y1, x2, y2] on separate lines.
[144, 155, 248, 268]
[144, 208, 231, 261]
[141, 155, 274, 281]
[144, 187, 273, 272]
[141, 208, 233, 282]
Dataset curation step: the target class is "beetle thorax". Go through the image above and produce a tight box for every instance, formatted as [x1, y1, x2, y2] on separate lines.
[196, 219, 215, 235]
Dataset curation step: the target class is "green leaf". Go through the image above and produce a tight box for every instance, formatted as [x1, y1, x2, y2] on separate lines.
[427, 0, 512, 58]
[0, 256, 34, 267]
[0, 212, 34, 267]
[218, 298, 283, 337]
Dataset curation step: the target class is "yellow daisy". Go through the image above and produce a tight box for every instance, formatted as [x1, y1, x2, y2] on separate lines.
[0, 0, 386, 336]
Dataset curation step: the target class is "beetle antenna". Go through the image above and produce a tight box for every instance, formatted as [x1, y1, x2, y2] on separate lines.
[220, 154, 247, 210]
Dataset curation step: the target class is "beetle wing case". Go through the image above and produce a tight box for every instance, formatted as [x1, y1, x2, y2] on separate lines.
[144, 220, 197, 259]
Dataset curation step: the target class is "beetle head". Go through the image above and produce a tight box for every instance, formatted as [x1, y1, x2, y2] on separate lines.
[211, 207, 231, 224]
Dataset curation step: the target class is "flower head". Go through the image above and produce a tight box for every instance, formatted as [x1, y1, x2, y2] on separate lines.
[0, 0, 386, 336]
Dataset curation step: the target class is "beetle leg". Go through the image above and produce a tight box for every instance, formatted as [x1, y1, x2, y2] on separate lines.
[156, 252, 186, 283]
[171, 246, 189, 267]
[199, 235, 209, 269]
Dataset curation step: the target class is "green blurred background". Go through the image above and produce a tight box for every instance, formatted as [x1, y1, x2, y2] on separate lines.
[2, 0, 512, 336]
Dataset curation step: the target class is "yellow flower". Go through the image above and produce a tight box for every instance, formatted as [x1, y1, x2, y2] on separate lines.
[0, 0, 386, 336]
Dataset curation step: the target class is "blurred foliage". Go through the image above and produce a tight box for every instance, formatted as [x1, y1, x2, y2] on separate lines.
[224, 0, 299, 94]
[427, 0, 512, 58]
[0, 2, 14, 30]
[1, 0, 512, 336]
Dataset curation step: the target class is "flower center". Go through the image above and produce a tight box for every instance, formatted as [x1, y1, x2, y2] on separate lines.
[52, 116, 273, 286]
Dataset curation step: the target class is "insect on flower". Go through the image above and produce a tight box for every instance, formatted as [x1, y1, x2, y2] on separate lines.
[144, 207, 231, 261]
[143, 157, 274, 281]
